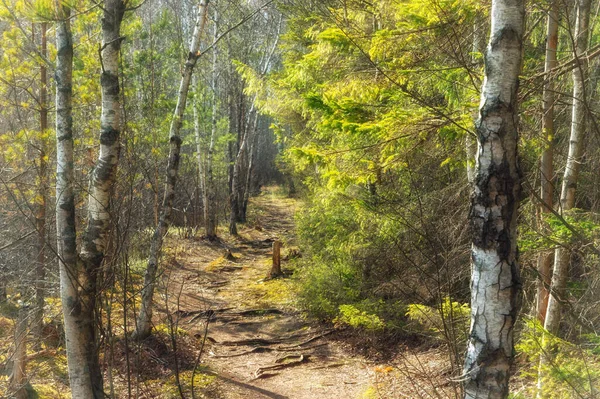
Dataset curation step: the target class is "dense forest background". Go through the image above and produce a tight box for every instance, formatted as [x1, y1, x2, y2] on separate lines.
[0, 0, 600, 398]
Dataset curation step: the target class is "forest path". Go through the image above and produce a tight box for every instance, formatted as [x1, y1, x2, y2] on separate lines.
[161, 187, 376, 399]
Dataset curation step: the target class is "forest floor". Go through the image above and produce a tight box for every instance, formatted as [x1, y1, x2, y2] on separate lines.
[143, 187, 459, 399]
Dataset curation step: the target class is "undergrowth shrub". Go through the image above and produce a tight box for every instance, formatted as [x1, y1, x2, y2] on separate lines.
[294, 185, 470, 338]
[406, 297, 470, 346]
[334, 304, 385, 331]
[516, 318, 600, 398]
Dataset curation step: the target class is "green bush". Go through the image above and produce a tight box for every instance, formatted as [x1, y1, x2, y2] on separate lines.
[516, 318, 600, 398]
[334, 304, 385, 331]
[406, 297, 470, 345]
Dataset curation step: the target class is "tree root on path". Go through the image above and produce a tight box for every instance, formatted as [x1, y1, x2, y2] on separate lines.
[175, 308, 233, 318]
[213, 329, 333, 348]
[252, 354, 308, 379]
[228, 308, 283, 317]
[275, 329, 335, 349]
[211, 342, 328, 358]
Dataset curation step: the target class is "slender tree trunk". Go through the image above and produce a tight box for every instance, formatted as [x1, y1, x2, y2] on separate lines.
[544, 0, 590, 335]
[242, 115, 260, 220]
[33, 21, 48, 351]
[463, 1, 524, 398]
[536, 0, 558, 325]
[204, 7, 219, 239]
[8, 304, 28, 399]
[229, 22, 280, 232]
[229, 105, 255, 234]
[227, 91, 236, 198]
[135, 0, 209, 340]
[466, 10, 486, 185]
[193, 75, 206, 219]
[76, 2, 126, 395]
[54, 3, 96, 397]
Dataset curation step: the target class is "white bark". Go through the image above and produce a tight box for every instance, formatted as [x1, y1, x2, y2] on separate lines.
[56, 1, 126, 396]
[467, 11, 486, 185]
[463, 1, 524, 398]
[54, 2, 97, 397]
[544, 0, 591, 335]
[136, 0, 210, 340]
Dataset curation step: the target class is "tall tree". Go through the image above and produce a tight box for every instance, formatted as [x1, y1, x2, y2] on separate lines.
[463, 0, 524, 398]
[536, 0, 558, 325]
[135, 0, 210, 340]
[56, 0, 126, 396]
[544, 0, 591, 335]
[33, 20, 48, 351]
[53, 1, 87, 396]
[204, 5, 219, 239]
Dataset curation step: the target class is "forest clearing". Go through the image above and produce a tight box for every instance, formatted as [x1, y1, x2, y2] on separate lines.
[2, 0, 600, 398]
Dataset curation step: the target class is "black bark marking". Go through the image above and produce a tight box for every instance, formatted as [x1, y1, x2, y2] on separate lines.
[490, 27, 521, 51]
[101, 72, 120, 96]
[100, 127, 119, 146]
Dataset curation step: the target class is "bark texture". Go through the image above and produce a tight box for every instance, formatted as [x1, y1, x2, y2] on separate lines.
[135, 0, 209, 340]
[204, 8, 219, 239]
[544, 0, 591, 335]
[463, 1, 524, 398]
[54, 4, 96, 397]
[8, 305, 28, 399]
[536, 0, 558, 325]
[193, 76, 206, 218]
[33, 21, 48, 350]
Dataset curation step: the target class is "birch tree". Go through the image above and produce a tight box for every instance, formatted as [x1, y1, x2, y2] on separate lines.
[544, 0, 591, 335]
[55, 0, 126, 395]
[53, 2, 90, 396]
[135, 0, 210, 340]
[463, 0, 524, 397]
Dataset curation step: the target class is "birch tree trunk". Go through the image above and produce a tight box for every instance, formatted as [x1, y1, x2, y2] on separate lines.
[544, 0, 591, 335]
[77, 1, 126, 395]
[204, 7, 219, 240]
[135, 0, 209, 340]
[55, 0, 126, 395]
[466, 10, 486, 185]
[536, 0, 558, 325]
[54, 3, 97, 397]
[463, 1, 524, 398]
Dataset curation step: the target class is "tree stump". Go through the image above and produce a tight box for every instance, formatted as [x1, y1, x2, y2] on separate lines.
[269, 240, 282, 278]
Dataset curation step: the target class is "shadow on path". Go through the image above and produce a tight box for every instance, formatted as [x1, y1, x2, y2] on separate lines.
[208, 371, 290, 399]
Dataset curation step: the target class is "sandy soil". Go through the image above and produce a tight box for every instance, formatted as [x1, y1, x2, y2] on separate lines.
[151, 188, 457, 399]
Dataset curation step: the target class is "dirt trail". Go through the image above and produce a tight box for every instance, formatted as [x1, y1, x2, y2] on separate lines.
[154, 189, 374, 399]
[157, 188, 453, 399]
